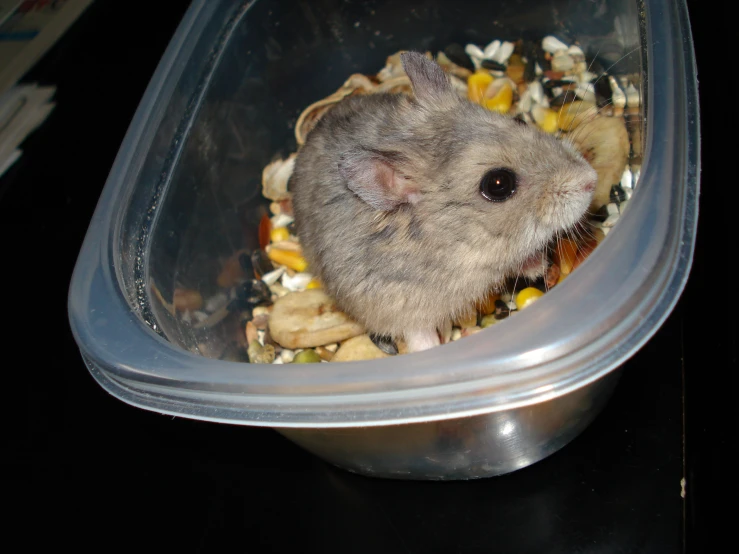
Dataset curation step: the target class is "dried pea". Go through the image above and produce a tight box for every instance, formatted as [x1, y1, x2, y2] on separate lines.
[293, 349, 322, 363]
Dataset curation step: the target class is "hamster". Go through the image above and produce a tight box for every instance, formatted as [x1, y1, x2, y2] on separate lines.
[290, 52, 597, 353]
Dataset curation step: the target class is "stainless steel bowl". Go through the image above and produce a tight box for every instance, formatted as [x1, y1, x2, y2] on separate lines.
[279, 372, 620, 480]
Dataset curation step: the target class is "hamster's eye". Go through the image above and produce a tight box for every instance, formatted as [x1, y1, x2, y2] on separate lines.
[479, 168, 517, 202]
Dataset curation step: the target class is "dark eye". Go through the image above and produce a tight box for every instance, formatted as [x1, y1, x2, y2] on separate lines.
[480, 168, 517, 202]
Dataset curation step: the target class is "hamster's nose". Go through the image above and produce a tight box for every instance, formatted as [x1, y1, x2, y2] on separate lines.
[583, 179, 596, 193]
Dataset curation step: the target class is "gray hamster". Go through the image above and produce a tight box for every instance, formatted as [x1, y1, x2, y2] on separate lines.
[291, 52, 597, 352]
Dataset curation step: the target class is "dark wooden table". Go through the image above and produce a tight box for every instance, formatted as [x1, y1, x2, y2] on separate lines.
[2, 1, 731, 551]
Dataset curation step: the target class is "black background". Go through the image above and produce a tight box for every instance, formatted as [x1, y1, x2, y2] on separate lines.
[2, 1, 733, 552]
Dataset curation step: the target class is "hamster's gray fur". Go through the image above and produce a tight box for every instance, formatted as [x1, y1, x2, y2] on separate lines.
[291, 52, 596, 352]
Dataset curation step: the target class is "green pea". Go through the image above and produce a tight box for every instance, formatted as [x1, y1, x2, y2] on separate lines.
[293, 349, 321, 363]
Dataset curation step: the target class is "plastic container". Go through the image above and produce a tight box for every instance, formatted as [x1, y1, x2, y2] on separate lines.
[68, 0, 699, 480]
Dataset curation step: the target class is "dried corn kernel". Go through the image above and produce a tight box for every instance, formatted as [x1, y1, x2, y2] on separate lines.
[267, 248, 308, 272]
[270, 226, 290, 243]
[483, 82, 513, 113]
[554, 238, 579, 275]
[306, 278, 322, 289]
[515, 287, 544, 310]
[532, 105, 559, 134]
[468, 71, 494, 104]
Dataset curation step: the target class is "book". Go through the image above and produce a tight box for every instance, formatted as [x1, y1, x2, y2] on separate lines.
[0, 0, 95, 95]
[0, 82, 55, 176]
[0, 1, 94, 177]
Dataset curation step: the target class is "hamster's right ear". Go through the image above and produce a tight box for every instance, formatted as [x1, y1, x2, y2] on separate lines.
[338, 148, 421, 211]
[401, 51, 458, 108]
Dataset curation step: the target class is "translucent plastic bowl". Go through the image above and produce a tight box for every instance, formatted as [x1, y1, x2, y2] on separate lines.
[68, 0, 699, 480]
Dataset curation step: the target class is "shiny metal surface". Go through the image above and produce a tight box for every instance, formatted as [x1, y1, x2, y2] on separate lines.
[279, 371, 621, 480]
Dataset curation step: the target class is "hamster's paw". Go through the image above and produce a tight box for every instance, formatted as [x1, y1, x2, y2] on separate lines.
[405, 329, 442, 353]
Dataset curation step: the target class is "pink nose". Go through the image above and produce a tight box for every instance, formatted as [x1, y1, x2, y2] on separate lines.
[583, 180, 596, 193]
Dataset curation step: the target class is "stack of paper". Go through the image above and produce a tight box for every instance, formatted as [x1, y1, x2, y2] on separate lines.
[0, 0, 94, 177]
[0, 83, 56, 175]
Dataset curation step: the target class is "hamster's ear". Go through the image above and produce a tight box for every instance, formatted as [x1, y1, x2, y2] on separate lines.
[338, 148, 421, 211]
[401, 51, 458, 107]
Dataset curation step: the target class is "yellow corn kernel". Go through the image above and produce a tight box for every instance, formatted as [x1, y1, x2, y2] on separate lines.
[515, 287, 544, 310]
[306, 278, 322, 289]
[267, 248, 308, 272]
[532, 106, 559, 134]
[483, 82, 513, 113]
[467, 71, 494, 104]
[270, 226, 290, 243]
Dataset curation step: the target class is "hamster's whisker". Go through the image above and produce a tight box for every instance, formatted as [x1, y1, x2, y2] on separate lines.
[559, 47, 602, 132]
[568, 110, 611, 149]
[512, 263, 522, 295]
[600, 45, 643, 78]
[580, 222, 596, 241]
[566, 97, 612, 137]
[566, 103, 601, 134]
[582, 44, 641, 112]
